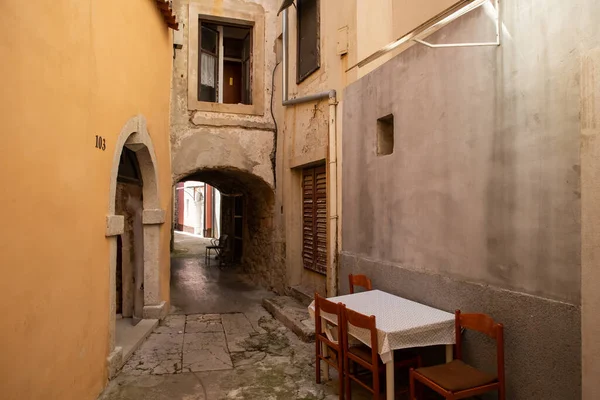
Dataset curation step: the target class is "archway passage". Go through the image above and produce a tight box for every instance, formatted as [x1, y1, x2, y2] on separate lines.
[170, 167, 284, 315]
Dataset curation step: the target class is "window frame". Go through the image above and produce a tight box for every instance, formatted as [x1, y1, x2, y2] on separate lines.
[198, 20, 253, 105]
[188, 3, 265, 116]
[198, 22, 220, 103]
[296, 0, 321, 83]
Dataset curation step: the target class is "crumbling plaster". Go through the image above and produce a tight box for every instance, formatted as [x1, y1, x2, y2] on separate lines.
[170, 0, 286, 292]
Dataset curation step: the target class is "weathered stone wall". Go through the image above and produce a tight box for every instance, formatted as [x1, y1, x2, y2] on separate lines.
[170, 0, 286, 292]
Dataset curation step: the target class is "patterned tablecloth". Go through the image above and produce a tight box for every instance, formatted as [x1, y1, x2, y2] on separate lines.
[308, 290, 455, 364]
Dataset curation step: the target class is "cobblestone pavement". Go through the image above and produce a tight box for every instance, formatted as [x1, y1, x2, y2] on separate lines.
[99, 232, 359, 400]
[101, 309, 351, 399]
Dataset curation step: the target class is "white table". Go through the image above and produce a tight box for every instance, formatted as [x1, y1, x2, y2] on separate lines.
[308, 290, 455, 399]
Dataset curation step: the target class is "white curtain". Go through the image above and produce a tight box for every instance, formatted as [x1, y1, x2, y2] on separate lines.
[201, 53, 216, 88]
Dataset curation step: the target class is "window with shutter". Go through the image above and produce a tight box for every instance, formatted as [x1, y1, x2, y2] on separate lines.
[297, 0, 320, 83]
[302, 165, 327, 274]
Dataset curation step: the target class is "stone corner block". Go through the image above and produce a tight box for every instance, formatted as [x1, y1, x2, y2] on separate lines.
[143, 301, 169, 320]
[107, 346, 123, 379]
[143, 209, 166, 225]
[105, 215, 125, 237]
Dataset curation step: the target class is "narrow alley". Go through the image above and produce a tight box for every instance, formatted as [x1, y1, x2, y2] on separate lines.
[99, 233, 352, 400]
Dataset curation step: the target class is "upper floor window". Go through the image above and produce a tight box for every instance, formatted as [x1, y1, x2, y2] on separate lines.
[199, 20, 252, 105]
[297, 0, 320, 82]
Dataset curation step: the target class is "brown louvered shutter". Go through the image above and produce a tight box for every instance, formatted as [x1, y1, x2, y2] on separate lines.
[302, 165, 327, 274]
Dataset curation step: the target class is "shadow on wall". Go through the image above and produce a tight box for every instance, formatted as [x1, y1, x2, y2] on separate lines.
[175, 167, 285, 291]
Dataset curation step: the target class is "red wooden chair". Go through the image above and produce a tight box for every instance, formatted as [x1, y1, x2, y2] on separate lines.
[342, 308, 421, 399]
[409, 310, 505, 400]
[348, 274, 372, 294]
[315, 293, 345, 399]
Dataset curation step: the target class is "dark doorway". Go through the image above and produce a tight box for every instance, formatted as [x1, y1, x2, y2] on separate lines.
[115, 147, 144, 325]
[223, 61, 243, 104]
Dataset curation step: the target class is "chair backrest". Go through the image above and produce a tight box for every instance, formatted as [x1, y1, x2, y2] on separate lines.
[343, 307, 379, 369]
[314, 293, 344, 345]
[218, 234, 228, 246]
[455, 310, 505, 384]
[348, 274, 373, 294]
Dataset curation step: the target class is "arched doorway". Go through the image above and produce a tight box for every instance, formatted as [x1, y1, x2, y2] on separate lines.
[105, 115, 167, 377]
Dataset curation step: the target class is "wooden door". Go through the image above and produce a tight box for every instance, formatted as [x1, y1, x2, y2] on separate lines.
[223, 61, 242, 104]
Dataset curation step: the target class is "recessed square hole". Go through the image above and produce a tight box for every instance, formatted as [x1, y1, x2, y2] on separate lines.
[377, 114, 394, 156]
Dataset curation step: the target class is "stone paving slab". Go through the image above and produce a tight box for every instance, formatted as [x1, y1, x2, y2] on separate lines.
[221, 313, 255, 335]
[154, 315, 185, 334]
[185, 314, 223, 333]
[182, 331, 233, 372]
[121, 332, 183, 375]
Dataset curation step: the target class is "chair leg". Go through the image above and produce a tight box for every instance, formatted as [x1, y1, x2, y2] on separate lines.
[499, 384, 505, 400]
[373, 366, 380, 400]
[409, 369, 416, 400]
[338, 351, 344, 400]
[316, 340, 321, 384]
[345, 360, 352, 400]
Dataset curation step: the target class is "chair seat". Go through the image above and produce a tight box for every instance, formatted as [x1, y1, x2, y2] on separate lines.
[415, 359, 497, 392]
[348, 345, 373, 363]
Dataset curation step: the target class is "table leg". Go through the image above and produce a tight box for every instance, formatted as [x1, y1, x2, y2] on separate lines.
[445, 344, 453, 363]
[386, 355, 395, 399]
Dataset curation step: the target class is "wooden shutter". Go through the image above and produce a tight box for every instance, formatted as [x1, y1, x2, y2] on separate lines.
[302, 165, 327, 274]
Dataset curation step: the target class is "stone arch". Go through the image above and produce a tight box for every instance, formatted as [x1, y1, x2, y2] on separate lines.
[105, 115, 167, 377]
[174, 166, 284, 291]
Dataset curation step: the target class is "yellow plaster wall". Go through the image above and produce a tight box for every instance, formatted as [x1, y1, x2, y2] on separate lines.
[355, 0, 457, 76]
[0, 1, 172, 399]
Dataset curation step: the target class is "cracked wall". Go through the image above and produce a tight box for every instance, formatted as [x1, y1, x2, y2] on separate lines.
[170, 0, 285, 292]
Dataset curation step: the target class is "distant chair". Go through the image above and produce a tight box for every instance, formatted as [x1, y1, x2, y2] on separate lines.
[205, 234, 228, 266]
[348, 274, 373, 294]
[409, 310, 505, 400]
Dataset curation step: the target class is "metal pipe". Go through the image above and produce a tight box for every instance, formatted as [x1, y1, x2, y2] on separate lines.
[283, 90, 335, 106]
[414, 39, 499, 48]
[327, 97, 339, 297]
[282, 8, 289, 104]
[280, 6, 339, 296]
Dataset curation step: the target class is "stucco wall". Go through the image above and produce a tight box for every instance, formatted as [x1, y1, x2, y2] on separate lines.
[0, 1, 173, 399]
[170, 0, 287, 292]
[341, 0, 600, 398]
[343, 3, 584, 304]
[170, 0, 278, 187]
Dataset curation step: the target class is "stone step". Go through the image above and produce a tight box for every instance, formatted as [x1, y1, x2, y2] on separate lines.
[289, 285, 314, 307]
[262, 296, 315, 342]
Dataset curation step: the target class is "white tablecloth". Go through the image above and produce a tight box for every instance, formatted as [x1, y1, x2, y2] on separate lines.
[308, 290, 455, 363]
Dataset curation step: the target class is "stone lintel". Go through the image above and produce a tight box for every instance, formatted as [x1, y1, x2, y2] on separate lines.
[106, 215, 125, 237]
[143, 301, 169, 319]
[143, 209, 166, 225]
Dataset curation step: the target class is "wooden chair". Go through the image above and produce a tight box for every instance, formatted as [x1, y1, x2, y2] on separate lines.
[315, 293, 345, 399]
[409, 310, 505, 400]
[348, 274, 372, 294]
[342, 308, 421, 399]
[205, 234, 228, 266]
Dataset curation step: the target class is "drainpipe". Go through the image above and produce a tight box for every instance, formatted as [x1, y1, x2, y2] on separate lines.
[281, 9, 339, 296]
